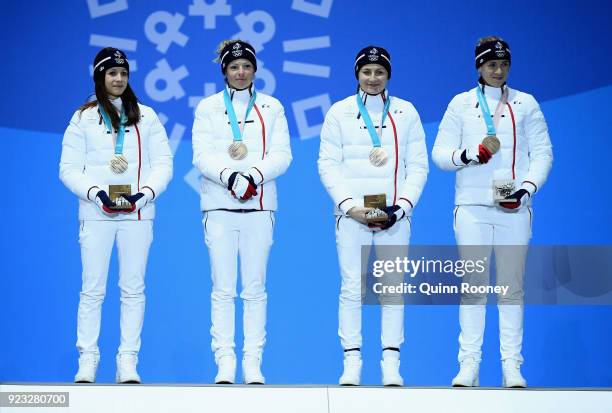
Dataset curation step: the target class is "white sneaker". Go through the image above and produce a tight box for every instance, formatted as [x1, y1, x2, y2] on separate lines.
[116, 354, 141, 384]
[74, 353, 99, 383]
[452, 359, 480, 387]
[339, 353, 362, 386]
[381, 357, 403, 386]
[215, 355, 236, 384]
[502, 359, 527, 388]
[242, 356, 265, 384]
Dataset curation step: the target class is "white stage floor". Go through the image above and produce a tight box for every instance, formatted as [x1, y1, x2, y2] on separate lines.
[1, 383, 611, 413]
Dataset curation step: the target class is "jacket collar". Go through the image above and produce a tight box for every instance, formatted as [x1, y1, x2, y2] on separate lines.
[109, 96, 123, 112]
[358, 88, 387, 110]
[226, 83, 255, 104]
[478, 78, 507, 99]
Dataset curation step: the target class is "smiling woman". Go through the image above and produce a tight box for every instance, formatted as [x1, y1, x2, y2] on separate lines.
[479, 60, 510, 88]
[476, 36, 511, 88]
[358, 64, 388, 95]
[225, 60, 255, 90]
[192, 39, 292, 386]
[432, 35, 553, 389]
[214, 39, 257, 91]
[318, 45, 429, 387]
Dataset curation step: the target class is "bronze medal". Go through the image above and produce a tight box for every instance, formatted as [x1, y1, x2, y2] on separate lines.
[109, 154, 128, 174]
[228, 141, 248, 160]
[482, 135, 500, 154]
[369, 147, 388, 167]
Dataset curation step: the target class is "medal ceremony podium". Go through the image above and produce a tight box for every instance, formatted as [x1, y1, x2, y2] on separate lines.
[1, 383, 611, 413]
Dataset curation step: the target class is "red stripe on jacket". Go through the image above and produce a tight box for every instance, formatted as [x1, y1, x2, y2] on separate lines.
[254, 104, 266, 210]
[388, 113, 399, 206]
[135, 124, 142, 221]
[506, 102, 517, 180]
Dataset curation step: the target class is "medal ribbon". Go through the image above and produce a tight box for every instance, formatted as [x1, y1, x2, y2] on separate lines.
[476, 85, 508, 136]
[224, 87, 257, 142]
[356, 91, 391, 148]
[99, 106, 127, 155]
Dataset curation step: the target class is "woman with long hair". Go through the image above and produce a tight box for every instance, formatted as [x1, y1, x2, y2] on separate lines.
[60, 47, 173, 383]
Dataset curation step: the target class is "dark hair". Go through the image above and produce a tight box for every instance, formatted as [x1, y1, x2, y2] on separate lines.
[78, 75, 140, 128]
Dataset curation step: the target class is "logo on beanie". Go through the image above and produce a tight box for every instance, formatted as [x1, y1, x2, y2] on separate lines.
[232, 42, 243, 57]
[495, 42, 506, 58]
[368, 47, 379, 61]
[114, 50, 125, 64]
[368, 52, 379, 62]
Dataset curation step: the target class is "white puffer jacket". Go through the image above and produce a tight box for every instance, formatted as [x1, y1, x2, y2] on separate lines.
[432, 84, 553, 206]
[192, 86, 292, 211]
[60, 102, 173, 220]
[318, 90, 429, 216]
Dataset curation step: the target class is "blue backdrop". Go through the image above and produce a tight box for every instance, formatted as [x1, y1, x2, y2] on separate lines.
[2, 0, 611, 386]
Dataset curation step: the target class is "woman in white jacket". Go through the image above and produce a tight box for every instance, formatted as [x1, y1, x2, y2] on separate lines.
[318, 46, 428, 386]
[192, 40, 292, 385]
[432, 36, 553, 388]
[60, 47, 173, 384]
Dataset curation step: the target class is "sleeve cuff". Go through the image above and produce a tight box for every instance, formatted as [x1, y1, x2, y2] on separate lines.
[141, 186, 156, 200]
[338, 198, 356, 215]
[220, 168, 234, 186]
[87, 186, 100, 201]
[247, 167, 264, 185]
[520, 181, 538, 196]
[452, 150, 465, 167]
[397, 197, 414, 215]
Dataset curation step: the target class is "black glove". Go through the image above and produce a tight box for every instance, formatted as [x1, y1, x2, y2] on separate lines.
[499, 189, 529, 210]
[380, 205, 405, 230]
[95, 190, 117, 214]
